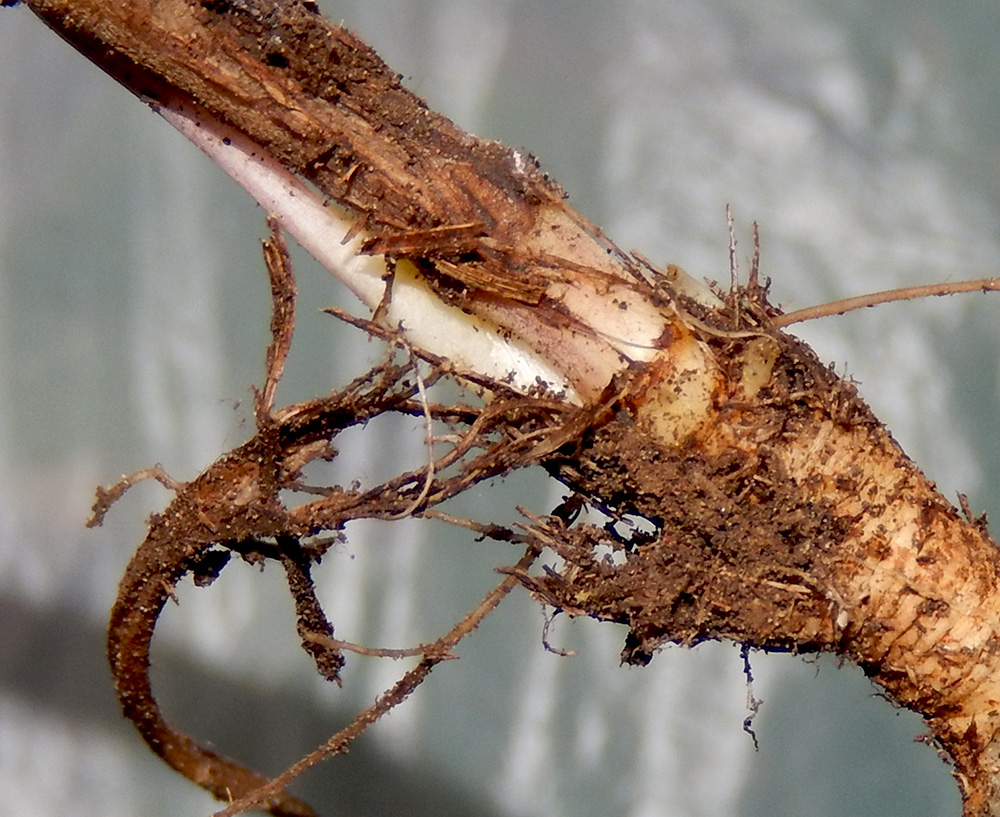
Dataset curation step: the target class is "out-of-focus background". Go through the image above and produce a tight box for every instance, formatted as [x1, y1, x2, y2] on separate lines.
[2, 1, 998, 815]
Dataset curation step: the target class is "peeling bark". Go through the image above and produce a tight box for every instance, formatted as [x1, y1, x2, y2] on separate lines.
[11, 0, 1000, 814]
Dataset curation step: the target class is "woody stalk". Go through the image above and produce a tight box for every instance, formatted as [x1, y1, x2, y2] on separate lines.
[11, 0, 1000, 814]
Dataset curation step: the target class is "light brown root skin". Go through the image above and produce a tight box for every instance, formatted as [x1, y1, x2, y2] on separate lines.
[529, 324, 1000, 816]
[106, 300, 1000, 817]
[20, 0, 1000, 812]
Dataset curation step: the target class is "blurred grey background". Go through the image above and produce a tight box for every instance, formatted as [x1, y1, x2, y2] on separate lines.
[2, 1, 999, 815]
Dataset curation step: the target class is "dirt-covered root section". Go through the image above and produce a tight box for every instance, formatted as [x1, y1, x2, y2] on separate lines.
[98, 327, 597, 816]
[521, 327, 1000, 817]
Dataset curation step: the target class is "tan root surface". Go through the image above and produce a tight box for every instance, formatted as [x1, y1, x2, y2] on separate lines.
[13, 0, 1000, 814]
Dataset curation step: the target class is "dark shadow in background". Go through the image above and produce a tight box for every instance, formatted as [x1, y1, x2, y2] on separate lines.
[1, 593, 506, 817]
